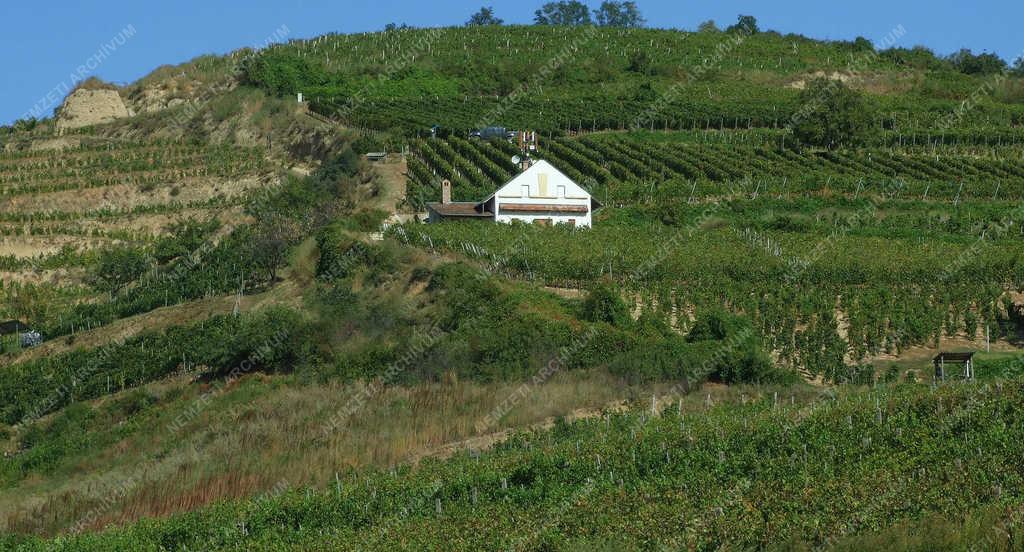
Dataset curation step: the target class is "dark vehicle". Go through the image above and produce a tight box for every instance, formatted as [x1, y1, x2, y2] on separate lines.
[470, 126, 515, 141]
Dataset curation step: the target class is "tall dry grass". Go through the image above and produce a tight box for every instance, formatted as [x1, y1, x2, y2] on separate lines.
[3, 369, 701, 535]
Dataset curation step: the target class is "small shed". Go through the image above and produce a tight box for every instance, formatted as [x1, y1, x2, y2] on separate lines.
[933, 352, 975, 381]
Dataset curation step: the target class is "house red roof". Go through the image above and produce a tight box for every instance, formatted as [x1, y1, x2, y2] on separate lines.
[426, 202, 493, 217]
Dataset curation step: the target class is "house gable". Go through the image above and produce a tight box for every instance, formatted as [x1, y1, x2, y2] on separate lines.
[491, 160, 591, 201]
[489, 160, 596, 227]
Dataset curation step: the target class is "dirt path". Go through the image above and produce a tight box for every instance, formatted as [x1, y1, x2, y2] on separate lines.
[368, 154, 407, 215]
[404, 400, 631, 464]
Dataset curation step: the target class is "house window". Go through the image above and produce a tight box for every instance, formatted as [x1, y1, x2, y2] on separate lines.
[538, 173, 549, 197]
[533, 218, 552, 226]
[566, 219, 576, 227]
[557, 185, 566, 198]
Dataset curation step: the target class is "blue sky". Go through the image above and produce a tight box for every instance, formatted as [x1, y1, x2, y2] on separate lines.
[1, 0, 1019, 125]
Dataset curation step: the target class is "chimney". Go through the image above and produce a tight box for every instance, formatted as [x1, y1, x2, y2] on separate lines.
[441, 179, 452, 204]
[520, 157, 532, 172]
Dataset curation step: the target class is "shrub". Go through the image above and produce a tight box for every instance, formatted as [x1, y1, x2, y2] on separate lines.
[351, 134, 385, 154]
[792, 77, 872, 148]
[948, 49, 1008, 75]
[102, 389, 158, 420]
[581, 282, 630, 328]
[89, 246, 152, 292]
[152, 218, 221, 264]
[686, 309, 748, 342]
[687, 309, 794, 384]
[428, 263, 503, 329]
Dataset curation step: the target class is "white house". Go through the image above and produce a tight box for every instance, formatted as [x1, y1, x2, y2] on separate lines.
[426, 160, 600, 228]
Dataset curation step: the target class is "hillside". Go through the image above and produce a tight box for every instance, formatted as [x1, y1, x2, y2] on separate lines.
[1, 17, 1024, 550]
[240, 25, 1024, 136]
[6, 379, 1024, 550]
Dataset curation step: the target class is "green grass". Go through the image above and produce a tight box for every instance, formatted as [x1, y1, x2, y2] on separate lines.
[7, 378, 1024, 550]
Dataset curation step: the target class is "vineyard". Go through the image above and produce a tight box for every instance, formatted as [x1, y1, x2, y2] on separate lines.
[391, 219, 1022, 377]
[235, 25, 1024, 136]
[406, 135, 1024, 208]
[394, 132, 1024, 378]
[8, 378, 1024, 550]
[0, 141, 265, 196]
[3, 17, 1024, 550]
[0, 137, 276, 330]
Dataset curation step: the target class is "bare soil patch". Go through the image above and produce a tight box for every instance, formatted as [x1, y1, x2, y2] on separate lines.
[56, 89, 131, 131]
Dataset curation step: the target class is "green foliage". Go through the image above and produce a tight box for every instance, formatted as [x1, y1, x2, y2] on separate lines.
[88, 246, 152, 293]
[240, 50, 326, 95]
[427, 262, 501, 330]
[974, 355, 1024, 380]
[852, 36, 874, 52]
[626, 50, 651, 74]
[12, 403, 97, 478]
[697, 20, 719, 33]
[0, 308, 310, 426]
[879, 45, 946, 70]
[581, 282, 630, 328]
[102, 389, 159, 420]
[349, 134, 385, 154]
[347, 208, 389, 232]
[316, 227, 398, 284]
[15, 381, 1024, 550]
[594, 1, 644, 28]
[1013, 57, 1024, 77]
[466, 6, 503, 26]
[534, 1, 592, 25]
[948, 48, 1008, 75]
[235, 26, 1024, 135]
[686, 309, 787, 384]
[389, 195, 1024, 381]
[23, 144, 357, 338]
[686, 309, 744, 342]
[792, 77, 872, 148]
[727, 14, 759, 34]
[314, 146, 361, 184]
[152, 218, 222, 264]
[607, 335, 707, 383]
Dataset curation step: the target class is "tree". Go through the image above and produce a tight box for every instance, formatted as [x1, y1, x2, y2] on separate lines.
[1013, 57, 1024, 77]
[250, 215, 301, 284]
[467, 6, 503, 26]
[90, 247, 152, 292]
[852, 36, 874, 52]
[726, 14, 759, 34]
[697, 20, 719, 33]
[948, 48, 1008, 75]
[594, 1, 645, 28]
[534, 1, 592, 25]
[792, 77, 872, 149]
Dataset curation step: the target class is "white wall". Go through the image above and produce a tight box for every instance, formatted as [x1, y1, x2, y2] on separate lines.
[492, 160, 593, 228]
